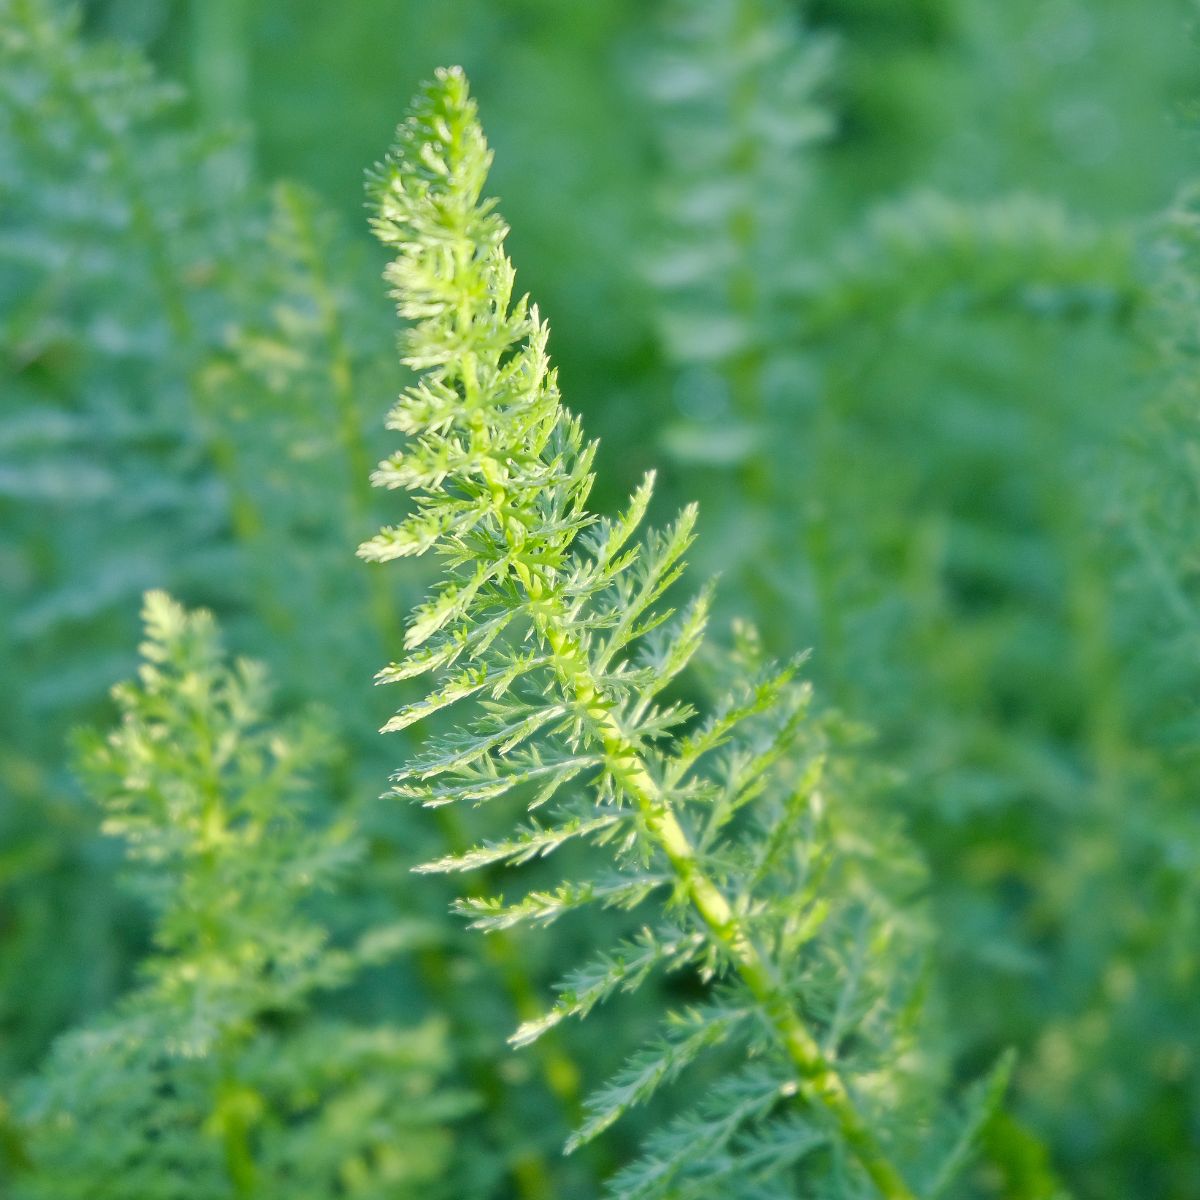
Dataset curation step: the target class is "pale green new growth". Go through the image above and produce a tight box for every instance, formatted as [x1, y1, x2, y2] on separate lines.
[79, 591, 355, 1032]
[364, 69, 1005, 1198]
[14, 593, 468, 1199]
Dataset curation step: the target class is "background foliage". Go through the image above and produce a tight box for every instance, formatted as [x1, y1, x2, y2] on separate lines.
[1, 1, 1198, 1197]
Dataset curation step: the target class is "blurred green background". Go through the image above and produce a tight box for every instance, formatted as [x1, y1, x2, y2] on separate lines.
[3, 0, 1200, 1196]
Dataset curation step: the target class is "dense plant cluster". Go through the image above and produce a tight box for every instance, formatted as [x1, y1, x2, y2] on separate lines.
[2, 0, 1198, 1197]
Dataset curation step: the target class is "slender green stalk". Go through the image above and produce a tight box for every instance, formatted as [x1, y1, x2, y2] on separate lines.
[528, 585, 917, 1200]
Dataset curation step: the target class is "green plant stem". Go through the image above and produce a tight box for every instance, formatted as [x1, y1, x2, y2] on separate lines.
[700, 0, 804, 645]
[218, 1081, 258, 1199]
[0, 1099, 31, 1174]
[195, 733, 258, 1199]
[725, 0, 769, 439]
[515, 575, 917, 1200]
[434, 799, 585, 1108]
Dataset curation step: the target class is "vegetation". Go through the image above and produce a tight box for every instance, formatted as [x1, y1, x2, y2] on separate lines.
[2, 1, 1197, 1197]
[12, 592, 470, 1199]
[362, 68, 1006, 1198]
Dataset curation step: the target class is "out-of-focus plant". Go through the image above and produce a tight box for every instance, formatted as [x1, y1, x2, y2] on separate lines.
[0, 6, 584, 1194]
[9, 592, 473, 1199]
[1007, 182, 1200, 1200]
[0, 0, 248, 1079]
[641, 3, 1197, 1197]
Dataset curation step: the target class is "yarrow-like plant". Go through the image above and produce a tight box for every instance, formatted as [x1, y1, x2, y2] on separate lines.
[12, 593, 469, 1200]
[362, 68, 1007, 1199]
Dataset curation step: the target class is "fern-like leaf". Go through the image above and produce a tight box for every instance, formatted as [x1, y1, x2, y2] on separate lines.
[362, 68, 1007, 1198]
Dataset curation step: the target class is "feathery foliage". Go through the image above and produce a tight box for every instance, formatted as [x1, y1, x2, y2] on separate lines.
[0, 0, 395, 1091]
[4, 3, 1199, 1197]
[0, 0, 243, 1082]
[0, 12, 596, 1192]
[642, 11, 1171, 1195]
[641, 0, 1140, 661]
[363, 68, 1008, 1198]
[645, 0, 833, 444]
[1009, 180, 1200, 1200]
[10, 593, 470, 1199]
[0, 0, 397, 721]
[0, 0, 242, 675]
